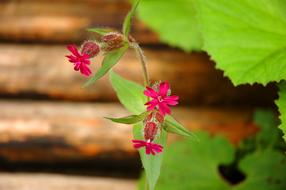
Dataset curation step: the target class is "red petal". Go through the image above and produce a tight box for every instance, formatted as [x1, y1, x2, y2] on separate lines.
[144, 87, 158, 98]
[159, 82, 170, 97]
[158, 102, 171, 116]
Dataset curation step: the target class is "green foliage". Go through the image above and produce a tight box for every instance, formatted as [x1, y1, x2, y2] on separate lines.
[253, 110, 281, 149]
[123, 0, 140, 37]
[134, 124, 167, 190]
[196, 0, 286, 86]
[138, 110, 286, 190]
[110, 71, 194, 190]
[87, 28, 114, 35]
[137, 0, 286, 143]
[136, 0, 202, 51]
[109, 71, 146, 114]
[163, 115, 198, 140]
[110, 71, 166, 190]
[236, 149, 286, 190]
[84, 45, 128, 87]
[105, 111, 148, 124]
[276, 82, 286, 142]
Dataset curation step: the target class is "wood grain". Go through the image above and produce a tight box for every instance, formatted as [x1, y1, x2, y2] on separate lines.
[0, 0, 158, 43]
[0, 173, 136, 190]
[0, 101, 257, 162]
[0, 44, 275, 105]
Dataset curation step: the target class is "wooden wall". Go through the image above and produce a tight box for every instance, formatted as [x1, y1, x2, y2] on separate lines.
[0, 0, 275, 164]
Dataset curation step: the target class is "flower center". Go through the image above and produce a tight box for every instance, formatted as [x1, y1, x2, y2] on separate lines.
[157, 96, 164, 103]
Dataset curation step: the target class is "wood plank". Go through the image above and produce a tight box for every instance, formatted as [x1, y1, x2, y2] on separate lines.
[0, 44, 275, 105]
[0, 101, 258, 162]
[0, 173, 136, 190]
[0, 0, 158, 43]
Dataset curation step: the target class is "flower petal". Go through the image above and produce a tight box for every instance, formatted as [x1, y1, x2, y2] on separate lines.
[159, 82, 170, 97]
[164, 95, 179, 106]
[145, 99, 158, 111]
[80, 64, 92, 77]
[144, 87, 158, 98]
[67, 44, 81, 57]
[158, 102, 171, 116]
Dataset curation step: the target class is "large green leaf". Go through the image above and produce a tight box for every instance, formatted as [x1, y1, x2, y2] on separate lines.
[276, 82, 286, 142]
[138, 131, 286, 190]
[137, 0, 202, 51]
[139, 132, 234, 190]
[84, 45, 128, 87]
[236, 149, 286, 190]
[196, 0, 286, 85]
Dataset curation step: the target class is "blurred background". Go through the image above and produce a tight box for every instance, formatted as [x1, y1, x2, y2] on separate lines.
[0, 0, 281, 190]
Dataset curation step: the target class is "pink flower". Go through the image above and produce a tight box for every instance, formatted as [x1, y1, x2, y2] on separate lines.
[132, 139, 163, 155]
[66, 44, 92, 77]
[144, 82, 179, 116]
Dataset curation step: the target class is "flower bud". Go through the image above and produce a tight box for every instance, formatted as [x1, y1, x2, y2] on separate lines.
[101, 32, 124, 51]
[81, 41, 100, 58]
[144, 122, 158, 142]
[144, 110, 164, 124]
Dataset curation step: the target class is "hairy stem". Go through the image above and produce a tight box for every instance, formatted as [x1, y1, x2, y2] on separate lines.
[132, 42, 150, 86]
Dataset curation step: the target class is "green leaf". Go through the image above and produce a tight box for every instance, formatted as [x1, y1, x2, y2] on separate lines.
[122, 0, 140, 37]
[196, 0, 286, 85]
[253, 110, 280, 149]
[136, 0, 202, 51]
[138, 131, 286, 190]
[276, 81, 286, 142]
[134, 124, 167, 190]
[105, 111, 148, 124]
[87, 27, 114, 35]
[236, 149, 286, 190]
[84, 45, 129, 87]
[163, 115, 198, 141]
[238, 109, 285, 160]
[109, 71, 146, 114]
[139, 132, 234, 190]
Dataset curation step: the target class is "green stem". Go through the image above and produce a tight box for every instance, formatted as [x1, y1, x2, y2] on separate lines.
[132, 43, 150, 86]
[145, 178, 149, 190]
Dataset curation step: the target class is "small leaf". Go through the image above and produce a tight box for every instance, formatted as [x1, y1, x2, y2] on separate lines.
[122, 0, 140, 37]
[164, 115, 198, 141]
[275, 81, 286, 142]
[105, 111, 148, 124]
[134, 123, 167, 190]
[87, 27, 114, 36]
[84, 45, 129, 87]
[109, 71, 146, 114]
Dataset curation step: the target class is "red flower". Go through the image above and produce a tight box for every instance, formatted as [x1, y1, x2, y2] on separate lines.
[132, 139, 163, 155]
[66, 44, 92, 77]
[144, 82, 179, 116]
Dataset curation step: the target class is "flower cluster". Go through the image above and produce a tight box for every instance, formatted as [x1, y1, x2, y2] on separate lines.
[132, 82, 179, 155]
[66, 32, 124, 77]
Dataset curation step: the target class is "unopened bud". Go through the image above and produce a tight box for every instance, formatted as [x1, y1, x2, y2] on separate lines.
[101, 32, 124, 51]
[81, 41, 100, 58]
[144, 122, 158, 142]
[144, 111, 164, 124]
